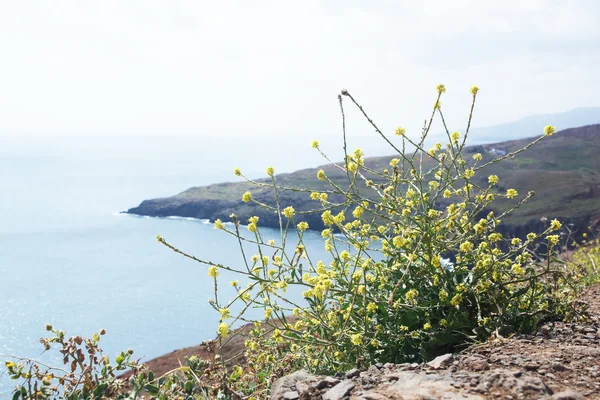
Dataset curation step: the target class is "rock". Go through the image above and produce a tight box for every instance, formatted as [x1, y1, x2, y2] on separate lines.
[322, 380, 355, 400]
[270, 370, 319, 400]
[295, 381, 311, 396]
[316, 376, 340, 390]
[355, 393, 390, 400]
[345, 368, 361, 379]
[378, 371, 484, 399]
[551, 363, 568, 371]
[427, 353, 454, 369]
[551, 390, 585, 400]
[282, 391, 299, 400]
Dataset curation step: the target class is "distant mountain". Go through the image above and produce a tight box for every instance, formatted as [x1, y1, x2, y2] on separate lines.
[465, 107, 600, 144]
[127, 124, 600, 241]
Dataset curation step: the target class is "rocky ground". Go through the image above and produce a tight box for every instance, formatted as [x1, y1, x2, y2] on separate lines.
[271, 285, 600, 400]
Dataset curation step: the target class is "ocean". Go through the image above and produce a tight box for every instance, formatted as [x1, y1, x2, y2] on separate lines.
[0, 132, 406, 396]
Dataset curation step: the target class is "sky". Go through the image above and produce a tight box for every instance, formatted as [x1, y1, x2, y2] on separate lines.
[0, 1, 598, 138]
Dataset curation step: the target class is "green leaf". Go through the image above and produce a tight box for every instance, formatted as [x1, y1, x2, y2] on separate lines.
[184, 380, 194, 394]
[93, 383, 108, 399]
[144, 384, 160, 395]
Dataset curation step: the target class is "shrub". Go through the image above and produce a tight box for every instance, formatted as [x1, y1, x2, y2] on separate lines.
[156, 85, 581, 393]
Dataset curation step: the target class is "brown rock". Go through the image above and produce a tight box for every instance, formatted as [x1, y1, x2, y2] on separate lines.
[426, 353, 454, 369]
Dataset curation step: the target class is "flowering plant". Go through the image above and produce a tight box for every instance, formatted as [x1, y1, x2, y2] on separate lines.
[157, 85, 580, 396]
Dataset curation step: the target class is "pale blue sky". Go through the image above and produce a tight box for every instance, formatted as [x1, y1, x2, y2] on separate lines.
[0, 1, 598, 137]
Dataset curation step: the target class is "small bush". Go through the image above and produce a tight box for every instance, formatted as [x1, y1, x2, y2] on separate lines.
[156, 85, 582, 394]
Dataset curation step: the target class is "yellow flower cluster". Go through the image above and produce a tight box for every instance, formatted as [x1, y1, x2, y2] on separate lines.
[242, 191, 252, 202]
[208, 266, 219, 278]
[217, 323, 229, 337]
[395, 127, 406, 136]
[544, 125, 556, 136]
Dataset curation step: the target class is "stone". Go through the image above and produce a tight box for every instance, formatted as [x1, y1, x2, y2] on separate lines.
[355, 393, 390, 400]
[322, 380, 355, 400]
[316, 376, 340, 390]
[380, 372, 484, 399]
[345, 368, 361, 379]
[427, 353, 454, 369]
[282, 391, 300, 400]
[551, 390, 585, 400]
[270, 370, 319, 400]
[551, 363, 568, 371]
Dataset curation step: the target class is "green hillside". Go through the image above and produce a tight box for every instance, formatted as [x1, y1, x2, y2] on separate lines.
[127, 124, 600, 236]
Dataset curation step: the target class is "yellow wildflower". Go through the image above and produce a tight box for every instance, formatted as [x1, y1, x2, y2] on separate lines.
[395, 127, 406, 136]
[436, 84, 446, 93]
[297, 221, 309, 232]
[352, 206, 364, 218]
[242, 191, 252, 202]
[213, 219, 224, 230]
[266, 166, 275, 176]
[546, 235, 560, 246]
[283, 206, 295, 218]
[264, 308, 273, 319]
[470, 86, 479, 95]
[460, 241, 474, 252]
[450, 293, 463, 307]
[439, 289, 448, 301]
[311, 140, 319, 148]
[317, 169, 326, 180]
[405, 289, 419, 302]
[451, 131, 460, 144]
[392, 235, 405, 248]
[488, 175, 499, 185]
[506, 189, 518, 199]
[350, 333, 363, 345]
[511, 263, 524, 275]
[544, 125, 556, 136]
[340, 250, 350, 261]
[208, 266, 219, 278]
[550, 219, 562, 231]
[234, 167, 241, 176]
[217, 323, 229, 337]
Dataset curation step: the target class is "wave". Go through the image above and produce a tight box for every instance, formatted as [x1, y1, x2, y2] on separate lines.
[164, 216, 211, 224]
[116, 212, 211, 224]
